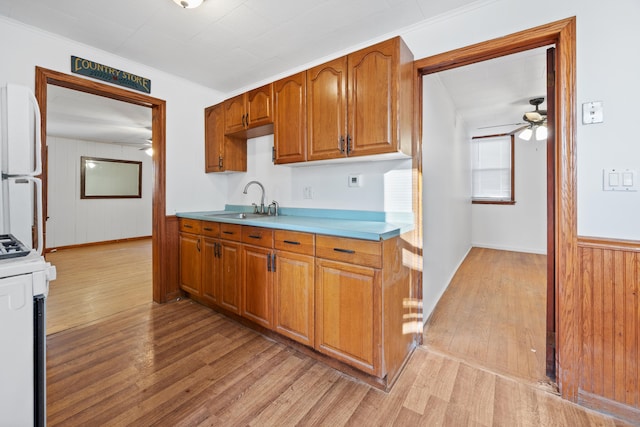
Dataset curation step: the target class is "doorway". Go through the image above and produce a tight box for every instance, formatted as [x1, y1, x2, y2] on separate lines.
[415, 18, 577, 397]
[34, 67, 171, 308]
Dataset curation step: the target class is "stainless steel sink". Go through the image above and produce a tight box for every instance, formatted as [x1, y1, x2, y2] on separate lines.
[204, 212, 264, 220]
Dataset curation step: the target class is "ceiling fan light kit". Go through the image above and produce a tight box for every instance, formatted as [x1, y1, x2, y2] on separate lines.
[517, 97, 548, 141]
[173, 0, 203, 8]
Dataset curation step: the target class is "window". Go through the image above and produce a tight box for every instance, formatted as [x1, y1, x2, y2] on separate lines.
[471, 134, 515, 204]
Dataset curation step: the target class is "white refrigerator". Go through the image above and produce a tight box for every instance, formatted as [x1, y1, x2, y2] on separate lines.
[0, 83, 56, 427]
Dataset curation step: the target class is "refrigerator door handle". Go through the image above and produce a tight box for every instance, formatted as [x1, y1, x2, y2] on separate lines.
[27, 89, 42, 177]
[9, 176, 43, 255]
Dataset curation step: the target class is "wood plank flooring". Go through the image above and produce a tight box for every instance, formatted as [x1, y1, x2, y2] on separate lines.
[46, 299, 631, 426]
[423, 247, 548, 384]
[44, 239, 152, 335]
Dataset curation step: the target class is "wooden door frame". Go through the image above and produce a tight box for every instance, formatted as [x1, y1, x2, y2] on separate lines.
[35, 67, 171, 304]
[414, 17, 578, 400]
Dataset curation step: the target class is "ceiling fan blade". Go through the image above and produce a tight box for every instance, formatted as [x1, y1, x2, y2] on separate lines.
[477, 122, 526, 129]
[509, 125, 530, 135]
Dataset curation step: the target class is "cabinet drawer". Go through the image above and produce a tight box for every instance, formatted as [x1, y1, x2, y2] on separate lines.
[179, 218, 201, 234]
[242, 226, 274, 248]
[274, 230, 315, 256]
[316, 235, 381, 269]
[219, 223, 242, 241]
[201, 222, 220, 238]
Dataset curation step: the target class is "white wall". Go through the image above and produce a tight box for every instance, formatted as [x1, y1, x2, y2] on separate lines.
[422, 74, 472, 320]
[47, 137, 152, 247]
[472, 137, 547, 254]
[400, 0, 640, 241]
[226, 134, 413, 213]
[0, 16, 226, 218]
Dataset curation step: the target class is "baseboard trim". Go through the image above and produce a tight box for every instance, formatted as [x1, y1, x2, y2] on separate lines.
[578, 390, 640, 425]
[45, 235, 151, 253]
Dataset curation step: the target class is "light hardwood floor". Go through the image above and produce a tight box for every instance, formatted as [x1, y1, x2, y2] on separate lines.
[44, 242, 630, 425]
[44, 239, 152, 335]
[423, 247, 548, 384]
[46, 299, 631, 426]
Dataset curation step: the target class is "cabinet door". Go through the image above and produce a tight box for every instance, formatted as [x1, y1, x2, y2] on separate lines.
[274, 251, 314, 346]
[246, 84, 273, 128]
[307, 57, 348, 161]
[315, 259, 381, 375]
[201, 237, 219, 305]
[273, 71, 307, 164]
[179, 232, 201, 296]
[219, 240, 242, 314]
[242, 245, 273, 328]
[224, 93, 247, 134]
[205, 103, 247, 173]
[347, 38, 397, 157]
[204, 104, 224, 173]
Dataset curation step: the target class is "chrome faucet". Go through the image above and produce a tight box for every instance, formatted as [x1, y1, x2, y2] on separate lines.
[243, 180, 266, 214]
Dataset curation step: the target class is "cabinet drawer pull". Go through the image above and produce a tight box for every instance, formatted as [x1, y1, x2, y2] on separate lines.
[248, 234, 262, 239]
[223, 231, 235, 235]
[203, 227, 213, 231]
[333, 248, 355, 254]
[283, 240, 300, 245]
[184, 224, 193, 229]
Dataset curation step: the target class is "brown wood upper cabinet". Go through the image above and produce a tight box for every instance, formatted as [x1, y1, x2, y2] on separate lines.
[307, 37, 413, 160]
[224, 84, 274, 137]
[204, 103, 247, 173]
[273, 71, 307, 164]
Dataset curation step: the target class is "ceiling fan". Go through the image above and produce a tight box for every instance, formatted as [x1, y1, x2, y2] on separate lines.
[477, 97, 548, 140]
[518, 97, 547, 141]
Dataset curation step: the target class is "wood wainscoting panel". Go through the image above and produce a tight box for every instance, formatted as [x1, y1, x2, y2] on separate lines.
[578, 237, 640, 422]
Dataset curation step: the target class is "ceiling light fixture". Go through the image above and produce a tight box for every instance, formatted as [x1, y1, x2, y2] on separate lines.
[518, 124, 547, 141]
[172, 0, 203, 8]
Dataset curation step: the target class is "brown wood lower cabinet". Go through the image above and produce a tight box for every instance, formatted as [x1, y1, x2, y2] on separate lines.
[218, 239, 242, 314]
[242, 244, 274, 328]
[178, 218, 416, 389]
[274, 250, 315, 346]
[315, 258, 380, 376]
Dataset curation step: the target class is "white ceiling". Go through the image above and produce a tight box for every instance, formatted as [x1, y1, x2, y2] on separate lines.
[2, 0, 548, 144]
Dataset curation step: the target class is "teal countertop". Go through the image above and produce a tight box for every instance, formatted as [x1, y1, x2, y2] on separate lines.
[176, 205, 413, 241]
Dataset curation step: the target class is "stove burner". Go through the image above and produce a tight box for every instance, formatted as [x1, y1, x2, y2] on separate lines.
[0, 234, 31, 259]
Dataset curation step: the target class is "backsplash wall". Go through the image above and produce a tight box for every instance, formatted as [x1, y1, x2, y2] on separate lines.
[226, 134, 413, 214]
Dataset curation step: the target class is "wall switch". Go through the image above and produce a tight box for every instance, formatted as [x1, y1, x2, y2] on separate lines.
[603, 168, 638, 191]
[583, 101, 604, 124]
[348, 174, 362, 187]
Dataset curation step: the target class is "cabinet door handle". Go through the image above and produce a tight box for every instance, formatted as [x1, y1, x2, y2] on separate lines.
[339, 136, 345, 153]
[218, 156, 223, 168]
[214, 242, 219, 258]
[267, 253, 272, 272]
[272, 253, 276, 272]
[283, 240, 300, 245]
[245, 113, 249, 126]
[248, 234, 262, 239]
[333, 248, 355, 254]
[197, 239, 201, 252]
[346, 135, 352, 155]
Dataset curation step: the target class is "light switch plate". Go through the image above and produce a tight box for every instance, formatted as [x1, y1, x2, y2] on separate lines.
[603, 168, 638, 191]
[583, 101, 604, 124]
